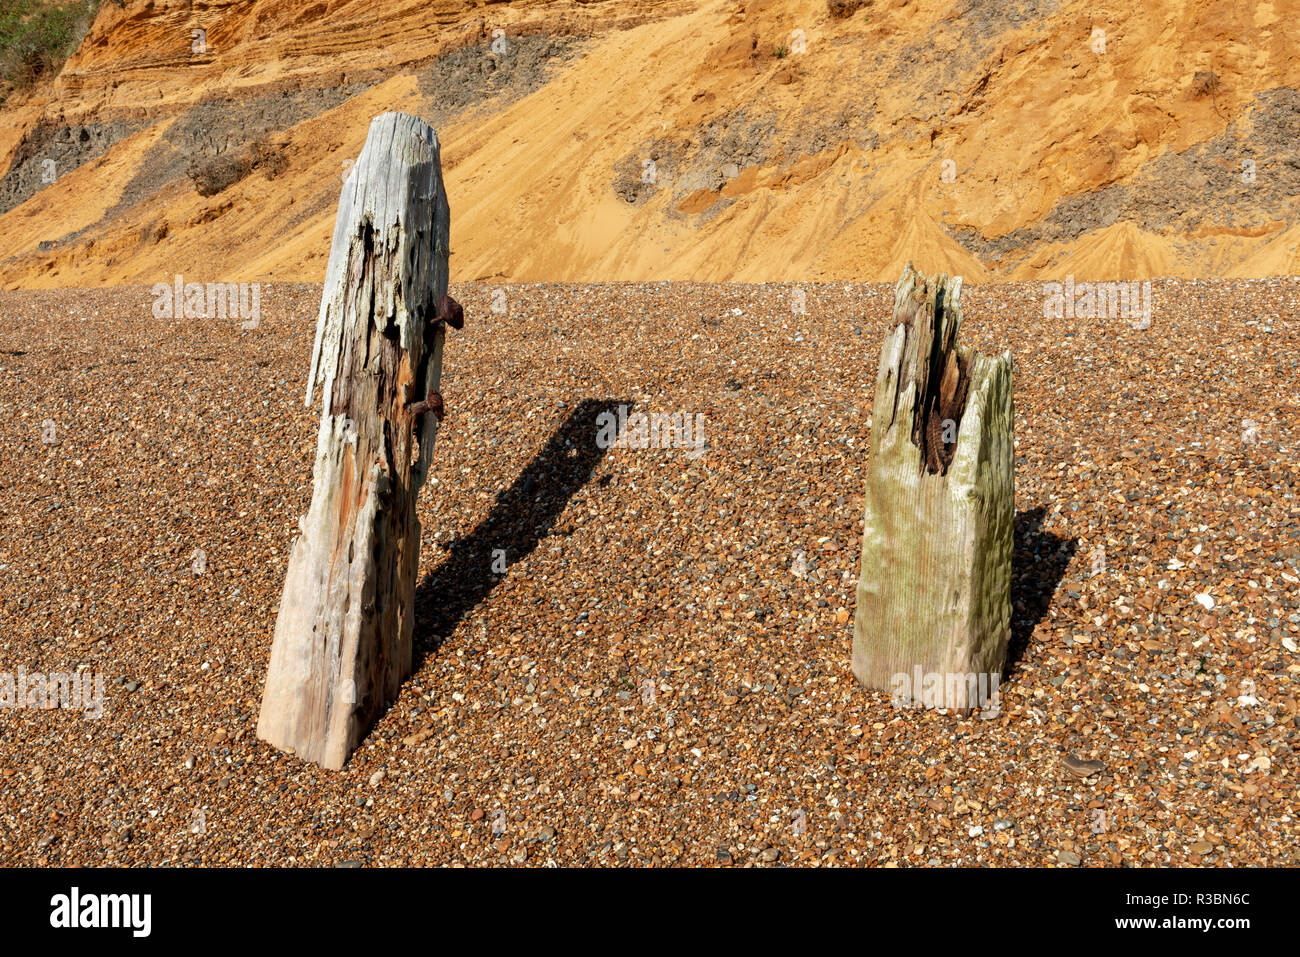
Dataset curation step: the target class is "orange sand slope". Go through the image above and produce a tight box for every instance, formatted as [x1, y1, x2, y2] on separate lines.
[1, 0, 1297, 288]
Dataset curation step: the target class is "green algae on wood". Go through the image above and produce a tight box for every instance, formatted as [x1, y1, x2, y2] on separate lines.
[852, 264, 1014, 713]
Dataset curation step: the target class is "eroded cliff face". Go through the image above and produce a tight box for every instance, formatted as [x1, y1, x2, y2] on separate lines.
[2, 0, 1297, 288]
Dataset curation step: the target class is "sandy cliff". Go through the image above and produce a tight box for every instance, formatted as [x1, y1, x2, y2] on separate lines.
[1, 0, 1296, 287]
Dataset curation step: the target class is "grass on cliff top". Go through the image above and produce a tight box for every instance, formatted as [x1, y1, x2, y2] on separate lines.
[0, 0, 100, 103]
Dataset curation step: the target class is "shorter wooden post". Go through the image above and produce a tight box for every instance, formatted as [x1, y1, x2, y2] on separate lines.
[852, 264, 1014, 712]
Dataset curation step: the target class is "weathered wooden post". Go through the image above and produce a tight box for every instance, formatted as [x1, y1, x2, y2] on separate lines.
[257, 112, 461, 769]
[852, 264, 1014, 712]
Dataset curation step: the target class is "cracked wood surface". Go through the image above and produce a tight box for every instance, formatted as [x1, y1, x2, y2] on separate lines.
[257, 112, 450, 769]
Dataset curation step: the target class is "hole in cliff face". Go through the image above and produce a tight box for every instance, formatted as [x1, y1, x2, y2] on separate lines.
[186, 138, 288, 197]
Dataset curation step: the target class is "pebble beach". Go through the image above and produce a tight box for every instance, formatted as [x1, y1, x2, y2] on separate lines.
[0, 278, 1296, 867]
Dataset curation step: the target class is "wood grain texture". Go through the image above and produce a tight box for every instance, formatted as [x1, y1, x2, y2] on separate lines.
[257, 112, 450, 769]
[852, 264, 1014, 711]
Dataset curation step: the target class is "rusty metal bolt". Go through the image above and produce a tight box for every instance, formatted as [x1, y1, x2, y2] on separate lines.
[437, 295, 464, 330]
[406, 389, 445, 422]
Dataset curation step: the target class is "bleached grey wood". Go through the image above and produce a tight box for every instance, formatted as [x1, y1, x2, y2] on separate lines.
[852, 264, 1014, 712]
[257, 112, 450, 769]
